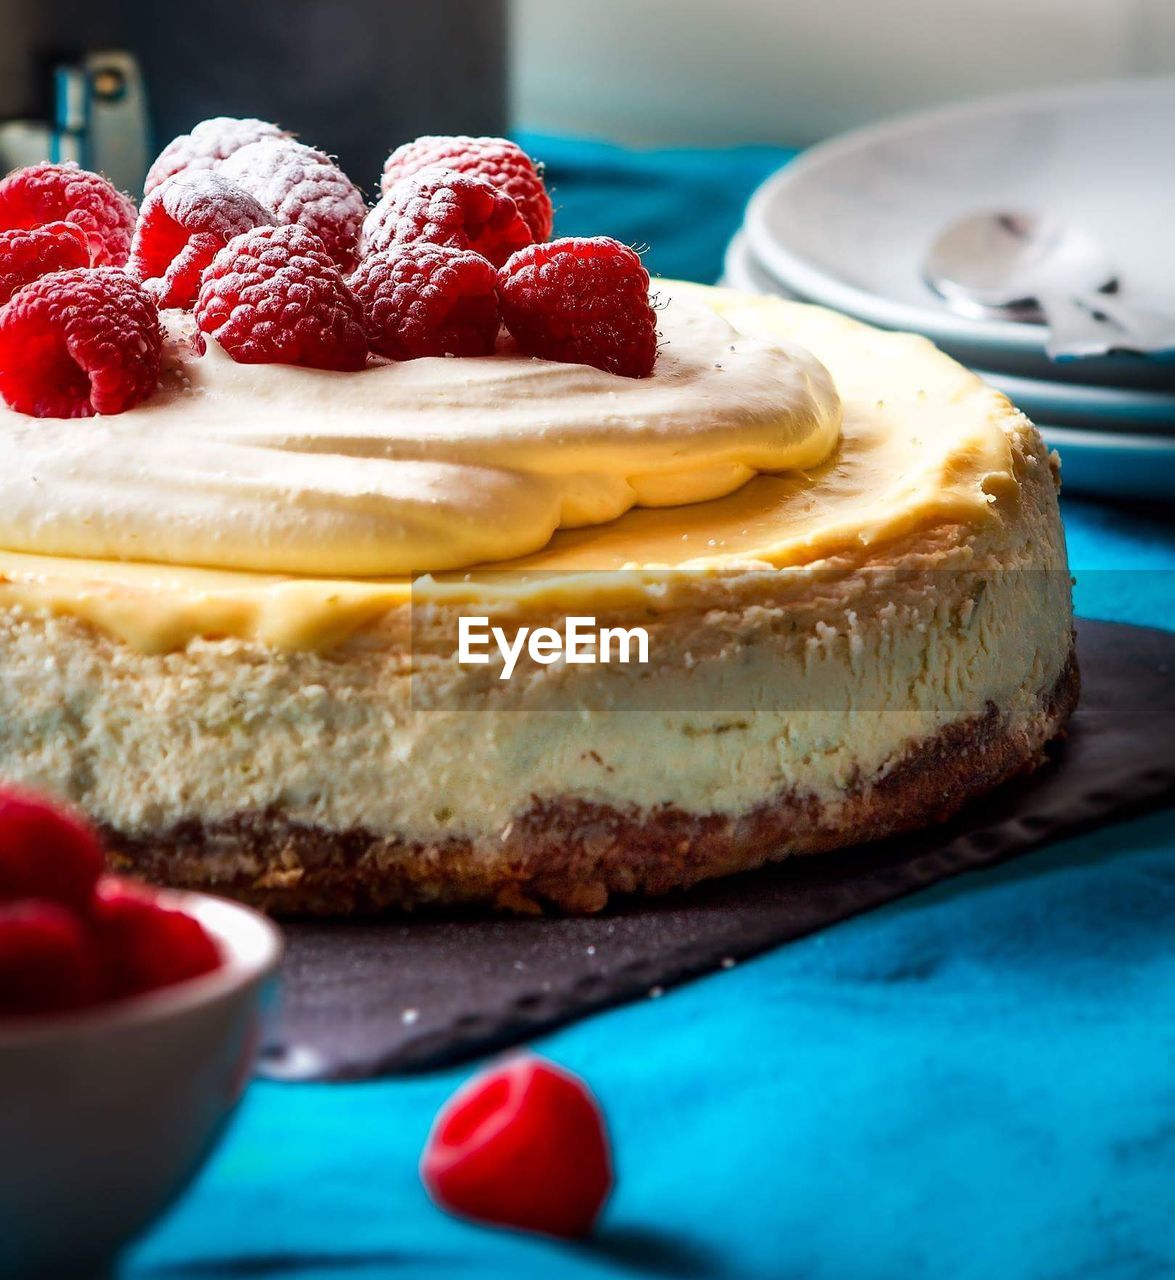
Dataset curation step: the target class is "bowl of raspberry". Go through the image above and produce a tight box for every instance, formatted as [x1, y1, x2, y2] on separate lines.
[0, 787, 282, 1279]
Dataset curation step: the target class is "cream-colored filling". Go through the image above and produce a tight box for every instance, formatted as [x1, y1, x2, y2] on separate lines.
[0, 294, 840, 576]
[0, 287, 1021, 654]
[0, 483, 1070, 840]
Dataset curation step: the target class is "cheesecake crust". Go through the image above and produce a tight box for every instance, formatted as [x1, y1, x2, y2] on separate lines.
[103, 643, 1078, 916]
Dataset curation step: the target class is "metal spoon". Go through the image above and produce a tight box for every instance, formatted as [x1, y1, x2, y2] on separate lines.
[924, 211, 1175, 360]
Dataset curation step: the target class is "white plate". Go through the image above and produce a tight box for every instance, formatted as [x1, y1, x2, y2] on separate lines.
[977, 368, 1175, 433]
[721, 231, 1175, 498]
[1040, 424, 1175, 500]
[724, 229, 1175, 433]
[743, 79, 1175, 391]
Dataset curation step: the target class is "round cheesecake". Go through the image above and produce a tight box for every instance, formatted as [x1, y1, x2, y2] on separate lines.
[0, 284, 1076, 913]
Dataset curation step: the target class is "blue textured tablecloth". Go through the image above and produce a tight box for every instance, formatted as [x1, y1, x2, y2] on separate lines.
[126, 137, 1175, 1280]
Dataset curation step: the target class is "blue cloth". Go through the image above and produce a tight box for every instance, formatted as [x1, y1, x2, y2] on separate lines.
[126, 138, 1175, 1280]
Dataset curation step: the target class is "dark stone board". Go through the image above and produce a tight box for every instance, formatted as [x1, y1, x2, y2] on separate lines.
[260, 619, 1175, 1081]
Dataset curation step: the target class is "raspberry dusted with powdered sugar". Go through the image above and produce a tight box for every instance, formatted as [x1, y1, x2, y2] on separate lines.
[220, 139, 366, 272]
[0, 267, 163, 417]
[0, 223, 90, 308]
[144, 116, 291, 195]
[195, 223, 368, 370]
[381, 136, 553, 242]
[349, 243, 500, 360]
[0, 162, 136, 267]
[362, 167, 533, 269]
[497, 237, 658, 378]
[128, 171, 274, 310]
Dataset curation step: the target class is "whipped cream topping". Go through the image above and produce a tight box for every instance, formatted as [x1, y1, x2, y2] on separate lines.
[0, 294, 840, 576]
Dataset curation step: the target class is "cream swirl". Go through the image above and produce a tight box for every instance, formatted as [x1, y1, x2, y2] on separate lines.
[0, 293, 841, 575]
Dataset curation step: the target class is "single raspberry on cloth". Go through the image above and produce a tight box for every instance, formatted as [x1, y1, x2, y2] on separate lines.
[497, 237, 658, 378]
[144, 116, 291, 195]
[348, 244, 500, 360]
[0, 267, 163, 417]
[381, 136, 553, 242]
[195, 223, 368, 370]
[362, 167, 532, 269]
[0, 788, 106, 910]
[422, 1055, 613, 1239]
[90, 877, 221, 1000]
[128, 171, 274, 310]
[0, 900, 102, 1015]
[220, 139, 365, 272]
[0, 161, 136, 266]
[0, 223, 90, 308]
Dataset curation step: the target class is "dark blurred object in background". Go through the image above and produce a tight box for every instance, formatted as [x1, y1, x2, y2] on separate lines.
[0, 0, 507, 194]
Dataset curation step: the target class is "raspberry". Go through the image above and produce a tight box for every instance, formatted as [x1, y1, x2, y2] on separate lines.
[0, 161, 136, 267]
[220, 139, 365, 272]
[381, 136, 553, 242]
[90, 877, 221, 1000]
[0, 223, 90, 308]
[0, 900, 101, 1016]
[362, 167, 532, 270]
[497, 237, 658, 378]
[348, 244, 500, 360]
[195, 224, 367, 370]
[422, 1056, 613, 1239]
[0, 267, 163, 417]
[144, 116, 291, 196]
[0, 788, 105, 910]
[128, 171, 274, 310]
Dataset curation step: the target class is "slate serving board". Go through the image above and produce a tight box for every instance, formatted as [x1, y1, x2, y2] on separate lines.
[259, 618, 1175, 1082]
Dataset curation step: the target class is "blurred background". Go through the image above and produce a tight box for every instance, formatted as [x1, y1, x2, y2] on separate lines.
[0, 0, 508, 193]
[514, 0, 1175, 144]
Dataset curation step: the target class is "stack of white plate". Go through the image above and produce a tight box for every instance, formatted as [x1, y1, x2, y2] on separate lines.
[721, 80, 1175, 500]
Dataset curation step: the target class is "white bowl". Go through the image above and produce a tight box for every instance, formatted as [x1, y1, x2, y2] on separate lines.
[0, 892, 282, 1278]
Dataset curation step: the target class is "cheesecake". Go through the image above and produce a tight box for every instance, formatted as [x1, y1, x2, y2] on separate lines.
[0, 284, 1076, 913]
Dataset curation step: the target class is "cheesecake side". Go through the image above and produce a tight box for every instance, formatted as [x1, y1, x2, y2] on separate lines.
[0, 412, 1075, 913]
